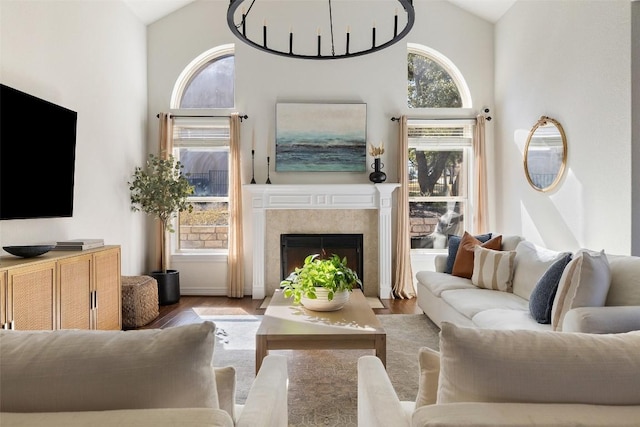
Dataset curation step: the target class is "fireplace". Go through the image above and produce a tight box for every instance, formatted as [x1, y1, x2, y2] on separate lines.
[280, 233, 364, 288]
[245, 183, 399, 299]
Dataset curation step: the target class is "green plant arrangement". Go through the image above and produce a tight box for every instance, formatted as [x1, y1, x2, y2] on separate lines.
[129, 153, 194, 273]
[281, 253, 362, 304]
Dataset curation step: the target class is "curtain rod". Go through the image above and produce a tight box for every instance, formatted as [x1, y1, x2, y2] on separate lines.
[391, 116, 478, 122]
[156, 113, 249, 122]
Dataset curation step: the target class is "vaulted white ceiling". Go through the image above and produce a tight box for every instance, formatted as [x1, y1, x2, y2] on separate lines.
[122, 0, 516, 26]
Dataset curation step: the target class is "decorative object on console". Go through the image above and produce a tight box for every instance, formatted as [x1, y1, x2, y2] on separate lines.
[524, 115, 567, 192]
[368, 142, 387, 183]
[129, 154, 194, 305]
[2, 245, 55, 258]
[266, 156, 272, 184]
[275, 103, 367, 172]
[227, 0, 414, 60]
[250, 149, 256, 183]
[53, 238, 104, 251]
[280, 253, 362, 311]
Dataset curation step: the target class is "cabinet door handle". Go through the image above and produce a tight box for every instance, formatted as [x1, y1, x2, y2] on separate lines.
[93, 291, 98, 310]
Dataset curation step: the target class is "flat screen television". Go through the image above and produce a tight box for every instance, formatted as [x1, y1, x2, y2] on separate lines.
[0, 84, 78, 220]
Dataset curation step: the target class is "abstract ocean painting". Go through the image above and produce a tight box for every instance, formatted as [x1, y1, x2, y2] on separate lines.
[276, 103, 367, 172]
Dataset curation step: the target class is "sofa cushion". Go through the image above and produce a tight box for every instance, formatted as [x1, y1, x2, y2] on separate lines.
[0, 322, 218, 413]
[0, 408, 234, 427]
[451, 233, 502, 279]
[471, 308, 551, 331]
[445, 233, 492, 274]
[440, 288, 528, 321]
[551, 250, 611, 331]
[511, 241, 571, 301]
[605, 254, 640, 306]
[412, 402, 640, 427]
[471, 246, 516, 292]
[528, 253, 572, 324]
[415, 271, 476, 297]
[415, 347, 440, 409]
[437, 322, 640, 405]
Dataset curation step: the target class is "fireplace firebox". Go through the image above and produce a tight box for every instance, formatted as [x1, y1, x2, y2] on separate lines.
[280, 233, 364, 289]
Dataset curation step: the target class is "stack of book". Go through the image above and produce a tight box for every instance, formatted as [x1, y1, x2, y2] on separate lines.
[54, 239, 104, 251]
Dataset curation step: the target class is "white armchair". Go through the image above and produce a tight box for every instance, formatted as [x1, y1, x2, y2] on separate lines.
[358, 322, 640, 427]
[0, 322, 288, 427]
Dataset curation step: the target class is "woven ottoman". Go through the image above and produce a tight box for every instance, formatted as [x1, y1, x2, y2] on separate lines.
[121, 275, 159, 329]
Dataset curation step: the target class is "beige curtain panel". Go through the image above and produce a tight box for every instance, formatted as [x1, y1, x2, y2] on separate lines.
[227, 113, 245, 298]
[473, 115, 488, 234]
[393, 115, 416, 299]
[156, 113, 173, 272]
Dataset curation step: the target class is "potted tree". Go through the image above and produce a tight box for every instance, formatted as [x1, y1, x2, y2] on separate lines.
[280, 253, 362, 311]
[129, 153, 194, 305]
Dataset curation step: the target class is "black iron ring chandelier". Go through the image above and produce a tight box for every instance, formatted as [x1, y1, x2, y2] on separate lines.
[227, 0, 415, 60]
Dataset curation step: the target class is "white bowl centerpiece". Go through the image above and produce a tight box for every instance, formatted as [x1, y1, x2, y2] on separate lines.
[280, 253, 362, 312]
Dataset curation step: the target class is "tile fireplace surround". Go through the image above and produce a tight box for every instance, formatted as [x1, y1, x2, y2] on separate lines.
[245, 183, 399, 299]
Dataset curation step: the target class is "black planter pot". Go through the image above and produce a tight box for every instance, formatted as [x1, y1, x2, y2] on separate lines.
[150, 269, 181, 305]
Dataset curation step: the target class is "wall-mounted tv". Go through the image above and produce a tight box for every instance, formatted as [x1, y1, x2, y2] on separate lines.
[0, 84, 78, 220]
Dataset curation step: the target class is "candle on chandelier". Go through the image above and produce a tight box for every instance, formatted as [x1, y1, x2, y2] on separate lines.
[394, 8, 398, 37]
[289, 26, 293, 54]
[242, 8, 246, 36]
[346, 25, 350, 54]
[263, 19, 267, 47]
[372, 21, 376, 48]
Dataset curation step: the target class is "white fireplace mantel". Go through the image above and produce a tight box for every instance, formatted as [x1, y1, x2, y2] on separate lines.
[245, 183, 400, 299]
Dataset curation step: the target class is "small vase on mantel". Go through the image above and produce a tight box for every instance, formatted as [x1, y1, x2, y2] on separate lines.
[369, 158, 387, 183]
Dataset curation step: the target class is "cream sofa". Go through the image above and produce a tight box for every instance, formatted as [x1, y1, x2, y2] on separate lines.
[416, 235, 640, 333]
[358, 322, 640, 427]
[0, 322, 288, 427]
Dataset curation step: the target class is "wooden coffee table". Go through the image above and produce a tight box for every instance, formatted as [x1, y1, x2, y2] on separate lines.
[255, 288, 386, 373]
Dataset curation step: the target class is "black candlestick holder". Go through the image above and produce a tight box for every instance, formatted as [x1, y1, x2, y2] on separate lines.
[250, 149, 256, 184]
[266, 156, 272, 184]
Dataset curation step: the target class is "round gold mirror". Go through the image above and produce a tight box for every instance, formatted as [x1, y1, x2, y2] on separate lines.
[524, 116, 567, 192]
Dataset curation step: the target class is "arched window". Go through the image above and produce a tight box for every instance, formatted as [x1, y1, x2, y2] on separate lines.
[405, 45, 476, 251]
[407, 43, 471, 108]
[169, 45, 235, 254]
[171, 44, 235, 109]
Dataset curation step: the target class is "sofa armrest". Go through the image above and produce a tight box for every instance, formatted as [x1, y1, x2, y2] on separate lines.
[358, 356, 411, 427]
[434, 255, 448, 273]
[235, 355, 288, 427]
[562, 306, 640, 333]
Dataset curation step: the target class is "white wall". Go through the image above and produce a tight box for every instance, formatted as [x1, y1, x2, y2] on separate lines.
[0, 0, 148, 275]
[494, 0, 633, 254]
[147, 0, 494, 294]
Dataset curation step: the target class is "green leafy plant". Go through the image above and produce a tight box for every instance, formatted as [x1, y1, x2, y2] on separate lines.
[129, 154, 194, 272]
[281, 254, 362, 304]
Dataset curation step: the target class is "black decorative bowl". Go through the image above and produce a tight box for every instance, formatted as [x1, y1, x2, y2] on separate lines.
[3, 245, 55, 258]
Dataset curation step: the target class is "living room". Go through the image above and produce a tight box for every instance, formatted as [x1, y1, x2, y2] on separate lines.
[1, 2, 640, 426]
[1, 0, 638, 296]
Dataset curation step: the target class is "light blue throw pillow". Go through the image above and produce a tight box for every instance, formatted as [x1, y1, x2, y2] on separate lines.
[529, 253, 572, 324]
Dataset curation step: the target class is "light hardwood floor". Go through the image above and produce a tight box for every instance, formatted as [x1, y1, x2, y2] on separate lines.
[140, 295, 423, 329]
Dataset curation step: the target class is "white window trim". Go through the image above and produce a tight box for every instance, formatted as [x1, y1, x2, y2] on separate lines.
[408, 121, 476, 255]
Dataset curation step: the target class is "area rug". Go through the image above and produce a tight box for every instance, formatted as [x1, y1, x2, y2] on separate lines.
[207, 314, 440, 427]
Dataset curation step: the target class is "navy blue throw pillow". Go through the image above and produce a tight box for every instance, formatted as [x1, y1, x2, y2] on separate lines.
[529, 253, 573, 324]
[445, 233, 492, 274]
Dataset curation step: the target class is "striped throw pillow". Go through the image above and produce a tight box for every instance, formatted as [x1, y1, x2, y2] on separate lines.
[471, 246, 516, 292]
[551, 250, 611, 331]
